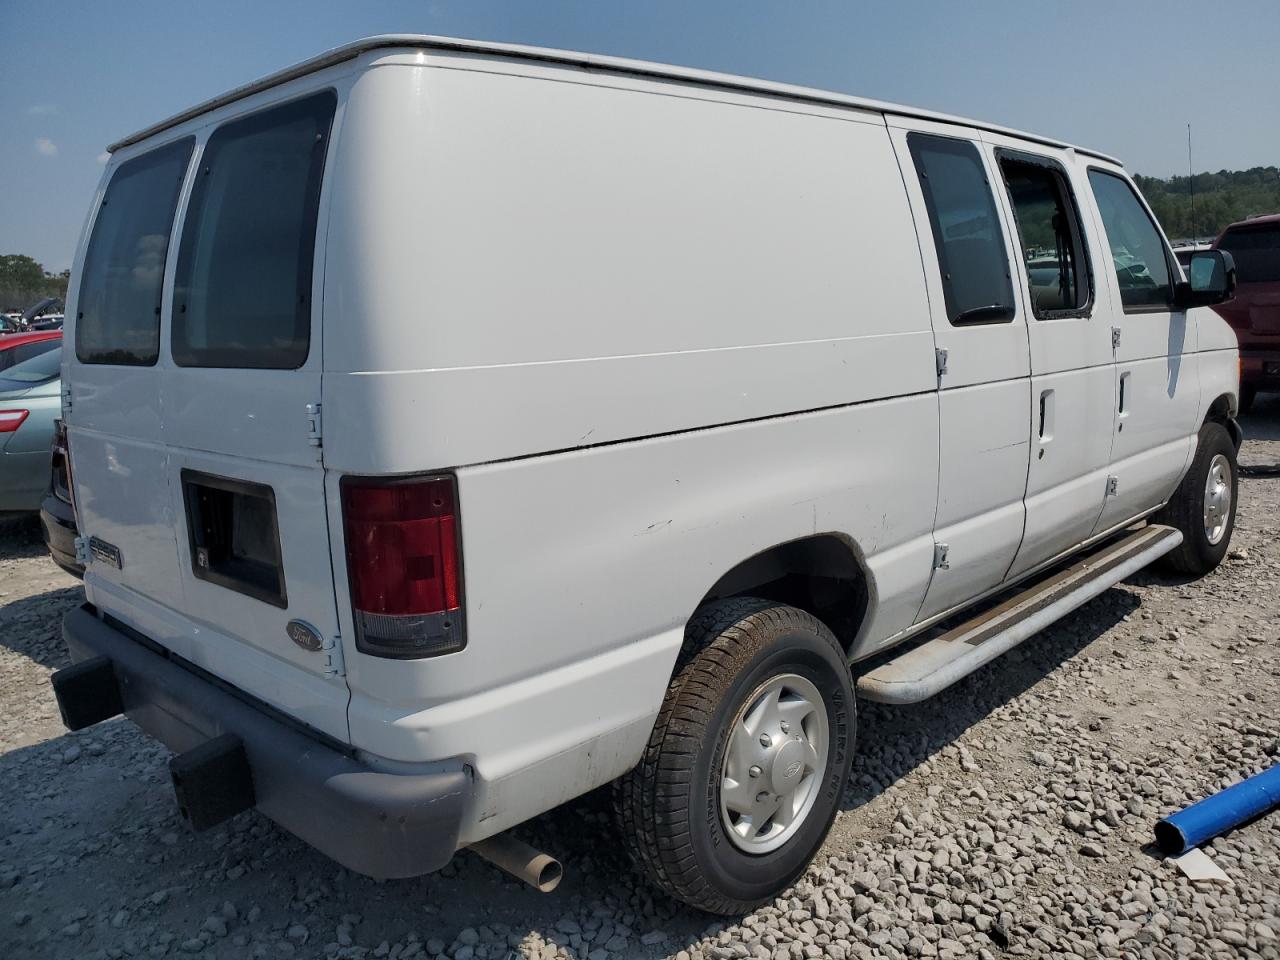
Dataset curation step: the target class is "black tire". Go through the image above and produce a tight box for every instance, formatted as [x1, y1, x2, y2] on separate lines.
[1154, 421, 1238, 576]
[1239, 386, 1257, 415]
[614, 598, 855, 915]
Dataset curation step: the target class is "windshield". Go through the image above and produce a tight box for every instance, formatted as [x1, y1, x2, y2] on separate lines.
[0, 345, 62, 386]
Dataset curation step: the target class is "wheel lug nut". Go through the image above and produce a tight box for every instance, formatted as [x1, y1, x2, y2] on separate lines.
[759, 734, 772, 748]
[749, 765, 762, 779]
[780, 721, 790, 734]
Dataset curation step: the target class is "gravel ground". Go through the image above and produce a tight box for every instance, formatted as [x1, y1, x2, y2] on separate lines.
[2, 401, 1278, 960]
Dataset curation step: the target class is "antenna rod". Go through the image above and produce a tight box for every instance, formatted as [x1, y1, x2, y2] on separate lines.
[1187, 123, 1195, 238]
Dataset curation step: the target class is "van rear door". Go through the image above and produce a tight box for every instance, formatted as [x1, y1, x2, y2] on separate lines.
[67, 91, 349, 740]
[68, 137, 194, 625]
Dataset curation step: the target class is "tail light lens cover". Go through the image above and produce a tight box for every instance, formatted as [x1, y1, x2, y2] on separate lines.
[0, 409, 30, 433]
[341, 475, 465, 659]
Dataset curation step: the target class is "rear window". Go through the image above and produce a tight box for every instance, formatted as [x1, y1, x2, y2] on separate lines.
[0, 345, 62, 389]
[172, 92, 335, 369]
[907, 133, 1015, 325]
[75, 139, 193, 365]
[1218, 223, 1280, 284]
[0, 337, 59, 372]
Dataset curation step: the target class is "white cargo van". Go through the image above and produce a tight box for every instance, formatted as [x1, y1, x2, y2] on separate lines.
[52, 35, 1242, 914]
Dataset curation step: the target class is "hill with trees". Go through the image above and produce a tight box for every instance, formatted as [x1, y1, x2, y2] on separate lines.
[1135, 167, 1280, 241]
[0, 254, 69, 313]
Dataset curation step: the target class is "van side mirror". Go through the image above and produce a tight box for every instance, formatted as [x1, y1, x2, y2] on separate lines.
[1175, 250, 1236, 309]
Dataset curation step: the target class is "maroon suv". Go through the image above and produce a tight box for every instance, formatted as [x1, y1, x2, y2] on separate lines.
[1213, 214, 1280, 411]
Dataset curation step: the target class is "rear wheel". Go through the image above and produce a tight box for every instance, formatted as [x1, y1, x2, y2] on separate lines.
[614, 598, 855, 915]
[1154, 421, 1238, 575]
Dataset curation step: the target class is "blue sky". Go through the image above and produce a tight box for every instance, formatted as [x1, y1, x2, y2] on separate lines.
[3, 0, 1278, 271]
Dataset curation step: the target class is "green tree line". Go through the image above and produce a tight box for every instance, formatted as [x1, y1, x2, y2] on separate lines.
[0, 254, 69, 313]
[1135, 167, 1280, 241]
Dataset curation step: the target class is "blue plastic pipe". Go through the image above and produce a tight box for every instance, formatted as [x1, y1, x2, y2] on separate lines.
[1155, 762, 1280, 855]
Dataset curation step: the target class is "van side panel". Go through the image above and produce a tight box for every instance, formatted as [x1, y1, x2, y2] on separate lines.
[1194, 299, 1243, 422]
[343, 396, 938, 841]
[321, 59, 936, 471]
[321, 58, 941, 838]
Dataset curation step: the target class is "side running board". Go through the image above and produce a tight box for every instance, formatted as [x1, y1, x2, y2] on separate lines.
[856, 524, 1182, 704]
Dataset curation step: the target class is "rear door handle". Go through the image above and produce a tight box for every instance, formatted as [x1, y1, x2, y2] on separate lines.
[1038, 389, 1055, 444]
[1118, 371, 1131, 415]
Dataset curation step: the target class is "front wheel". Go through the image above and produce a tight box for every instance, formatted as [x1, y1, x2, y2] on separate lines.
[1154, 421, 1238, 576]
[614, 599, 855, 915]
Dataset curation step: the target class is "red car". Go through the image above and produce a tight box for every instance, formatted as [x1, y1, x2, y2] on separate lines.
[1212, 214, 1280, 411]
[0, 330, 62, 373]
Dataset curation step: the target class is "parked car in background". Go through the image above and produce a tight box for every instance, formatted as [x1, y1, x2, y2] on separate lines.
[21, 296, 63, 329]
[0, 330, 60, 371]
[40, 417, 83, 577]
[1172, 240, 1214, 272]
[1213, 215, 1280, 411]
[0, 345, 63, 511]
[1, 313, 24, 333]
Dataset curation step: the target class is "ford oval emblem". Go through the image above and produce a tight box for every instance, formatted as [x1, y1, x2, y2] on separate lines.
[784, 760, 804, 780]
[286, 619, 324, 652]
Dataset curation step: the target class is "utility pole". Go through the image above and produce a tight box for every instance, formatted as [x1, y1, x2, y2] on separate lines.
[1187, 123, 1196, 239]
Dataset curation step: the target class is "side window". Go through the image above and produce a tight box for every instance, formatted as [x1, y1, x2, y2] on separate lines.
[999, 153, 1092, 318]
[908, 134, 1015, 325]
[173, 91, 335, 369]
[75, 138, 193, 365]
[1087, 170, 1174, 310]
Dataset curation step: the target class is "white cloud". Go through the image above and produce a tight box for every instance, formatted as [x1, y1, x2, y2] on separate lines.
[35, 137, 58, 157]
[97, 151, 111, 164]
[27, 104, 59, 116]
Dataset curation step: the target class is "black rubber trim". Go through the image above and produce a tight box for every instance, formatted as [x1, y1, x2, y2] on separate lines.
[50, 655, 124, 730]
[100, 610, 352, 757]
[170, 733, 256, 831]
[61, 605, 471, 878]
[39, 494, 82, 578]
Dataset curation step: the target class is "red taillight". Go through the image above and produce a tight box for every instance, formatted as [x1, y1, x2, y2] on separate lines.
[341, 475, 465, 659]
[0, 410, 29, 433]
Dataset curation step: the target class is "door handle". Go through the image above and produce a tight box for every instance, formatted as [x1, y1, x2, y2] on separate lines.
[1118, 372, 1131, 415]
[1038, 389, 1055, 446]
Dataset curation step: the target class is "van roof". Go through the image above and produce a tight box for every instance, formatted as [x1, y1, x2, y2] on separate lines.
[108, 34, 1122, 166]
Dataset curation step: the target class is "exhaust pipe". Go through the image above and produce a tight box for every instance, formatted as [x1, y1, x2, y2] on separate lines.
[468, 833, 562, 892]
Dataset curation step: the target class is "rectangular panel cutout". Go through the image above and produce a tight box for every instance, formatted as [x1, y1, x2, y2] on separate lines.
[182, 470, 287, 608]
